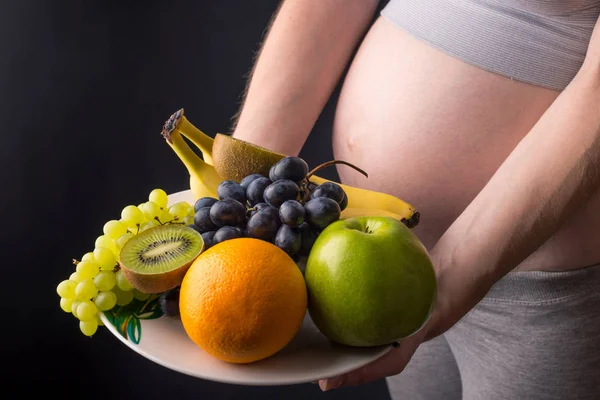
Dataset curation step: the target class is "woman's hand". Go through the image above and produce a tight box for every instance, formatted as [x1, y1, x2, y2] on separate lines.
[318, 254, 463, 392]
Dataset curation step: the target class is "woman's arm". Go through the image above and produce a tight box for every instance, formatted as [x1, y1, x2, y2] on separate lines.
[429, 28, 600, 338]
[231, 0, 379, 156]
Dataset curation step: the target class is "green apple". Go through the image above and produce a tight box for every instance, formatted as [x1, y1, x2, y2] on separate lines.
[304, 216, 437, 347]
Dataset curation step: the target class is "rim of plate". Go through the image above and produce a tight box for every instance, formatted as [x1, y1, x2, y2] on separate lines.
[100, 313, 393, 386]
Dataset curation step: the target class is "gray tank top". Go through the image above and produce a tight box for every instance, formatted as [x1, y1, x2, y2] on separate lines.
[381, 0, 600, 90]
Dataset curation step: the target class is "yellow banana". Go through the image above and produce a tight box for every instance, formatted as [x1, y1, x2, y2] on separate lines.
[307, 176, 419, 227]
[161, 109, 420, 228]
[339, 207, 403, 221]
[161, 110, 221, 200]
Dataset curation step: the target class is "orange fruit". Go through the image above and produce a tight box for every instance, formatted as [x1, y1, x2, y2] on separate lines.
[179, 238, 307, 364]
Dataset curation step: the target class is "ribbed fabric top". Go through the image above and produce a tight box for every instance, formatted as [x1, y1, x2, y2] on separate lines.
[381, 0, 600, 90]
[481, 263, 600, 304]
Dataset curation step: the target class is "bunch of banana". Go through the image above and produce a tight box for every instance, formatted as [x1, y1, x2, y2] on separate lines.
[161, 109, 221, 200]
[161, 109, 420, 228]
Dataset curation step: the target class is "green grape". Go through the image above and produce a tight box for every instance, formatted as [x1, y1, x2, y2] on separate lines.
[80, 319, 98, 336]
[93, 271, 116, 291]
[133, 289, 150, 301]
[113, 286, 135, 306]
[60, 297, 73, 313]
[149, 188, 169, 208]
[56, 280, 77, 299]
[75, 278, 98, 300]
[81, 252, 95, 262]
[103, 220, 128, 239]
[115, 269, 134, 291]
[115, 232, 133, 250]
[69, 272, 82, 283]
[94, 291, 117, 311]
[121, 205, 146, 227]
[75, 260, 100, 280]
[187, 203, 195, 217]
[168, 202, 190, 221]
[121, 205, 146, 225]
[94, 235, 118, 255]
[77, 300, 98, 321]
[94, 247, 117, 271]
[140, 201, 162, 222]
[97, 314, 105, 326]
[139, 220, 158, 233]
[71, 300, 82, 318]
[182, 215, 194, 226]
[159, 209, 173, 224]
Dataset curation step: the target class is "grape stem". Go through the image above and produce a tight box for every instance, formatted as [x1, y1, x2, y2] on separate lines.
[301, 159, 368, 203]
[305, 160, 368, 181]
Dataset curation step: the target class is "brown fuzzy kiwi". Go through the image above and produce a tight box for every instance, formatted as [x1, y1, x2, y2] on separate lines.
[118, 224, 204, 294]
[212, 133, 286, 182]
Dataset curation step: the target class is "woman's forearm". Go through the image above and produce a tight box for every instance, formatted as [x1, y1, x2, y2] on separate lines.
[231, 0, 379, 156]
[429, 68, 600, 336]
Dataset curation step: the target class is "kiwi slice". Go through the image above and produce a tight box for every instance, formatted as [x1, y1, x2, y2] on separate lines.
[212, 133, 286, 182]
[119, 224, 204, 294]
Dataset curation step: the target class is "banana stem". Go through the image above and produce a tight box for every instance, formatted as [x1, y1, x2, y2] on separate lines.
[165, 128, 207, 177]
[178, 116, 214, 165]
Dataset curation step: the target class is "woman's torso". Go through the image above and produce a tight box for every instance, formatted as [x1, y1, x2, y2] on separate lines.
[331, 14, 600, 272]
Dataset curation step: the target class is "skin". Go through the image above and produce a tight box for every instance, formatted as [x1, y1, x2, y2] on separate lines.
[230, 0, 600, 392]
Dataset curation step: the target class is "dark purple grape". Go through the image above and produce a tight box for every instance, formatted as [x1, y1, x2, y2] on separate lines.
[274, 224, 302, 256]
[263, 180, 300, 208]
[209, 199, 246, 227]
[248, 202, 270, 217]
[246, 177, 272, 206]
[298, 222, 319, 257]
[269, 156, 309, 183]
[279, 200, 305, 227]
[194, 197, 218, 213]
[246, 206, 281, 242]
[304, 197, 341, 229]
[194, 206, 218, 233]
[311, 182, 346, 206]
[201, 231, 216, 249]
[213, 226, 243, 244]
[339, 192, 348, 211]
[217, 180, 246, 204]
[240, 173, 265, 190]
[159, 287, 180, 317]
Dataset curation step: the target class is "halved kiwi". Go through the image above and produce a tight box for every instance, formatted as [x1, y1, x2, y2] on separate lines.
[212, 133, 286, 182]
[118, 224, 204, 294]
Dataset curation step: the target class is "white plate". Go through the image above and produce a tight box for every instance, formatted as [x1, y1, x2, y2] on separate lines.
[100, 189, 392, 386]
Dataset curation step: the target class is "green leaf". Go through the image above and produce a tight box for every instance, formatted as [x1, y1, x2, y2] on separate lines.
[137, 307, 163, 320]
[127, 317, 142, 344]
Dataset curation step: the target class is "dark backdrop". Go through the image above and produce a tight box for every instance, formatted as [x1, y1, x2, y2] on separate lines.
[1, 1, 392, 398]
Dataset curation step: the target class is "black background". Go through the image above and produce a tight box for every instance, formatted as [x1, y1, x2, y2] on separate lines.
[2, 1, 392, 398]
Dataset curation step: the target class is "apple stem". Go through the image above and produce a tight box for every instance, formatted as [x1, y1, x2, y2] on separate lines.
[392, 342, 400, 348]
[305, 160, 368, 181]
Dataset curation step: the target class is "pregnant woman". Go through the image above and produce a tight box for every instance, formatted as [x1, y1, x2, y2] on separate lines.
[231, 1, 600, 399]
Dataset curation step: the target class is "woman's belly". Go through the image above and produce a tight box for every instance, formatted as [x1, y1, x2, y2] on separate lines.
[332, 17, 600, 272]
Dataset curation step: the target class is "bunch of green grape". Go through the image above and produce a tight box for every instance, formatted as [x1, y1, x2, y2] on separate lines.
[56, 188, 194, 337]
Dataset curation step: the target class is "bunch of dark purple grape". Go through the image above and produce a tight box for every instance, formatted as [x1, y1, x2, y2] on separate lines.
[189, 156, 349, 259]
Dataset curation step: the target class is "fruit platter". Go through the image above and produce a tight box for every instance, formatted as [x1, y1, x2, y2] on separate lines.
[55, 109, 437, 385]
